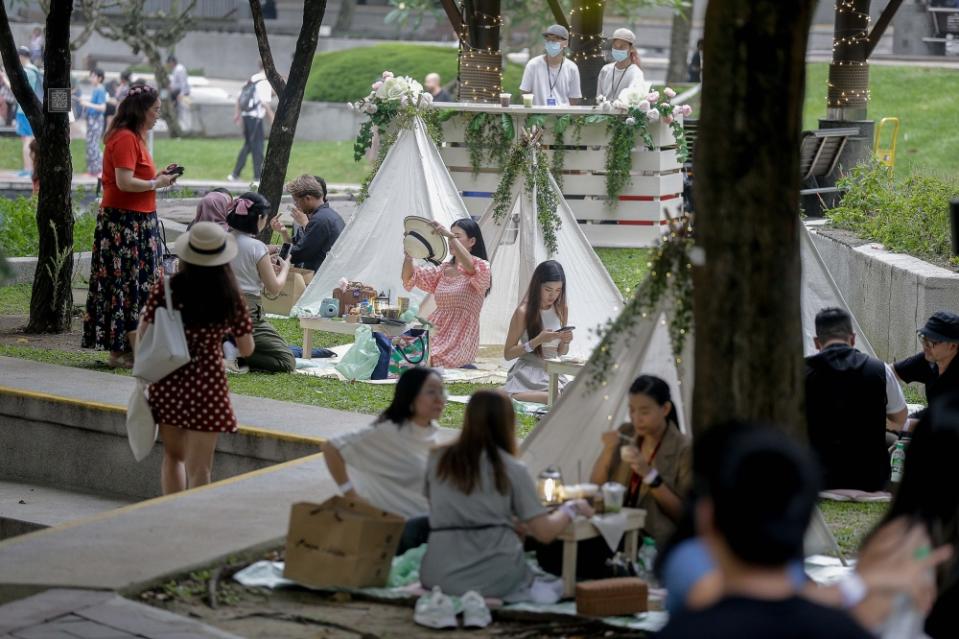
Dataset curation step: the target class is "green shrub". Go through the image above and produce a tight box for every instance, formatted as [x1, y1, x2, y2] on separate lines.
[306, 43, 524, 103]
[0, 196, 97, 257]
[827, 162, 959, 262]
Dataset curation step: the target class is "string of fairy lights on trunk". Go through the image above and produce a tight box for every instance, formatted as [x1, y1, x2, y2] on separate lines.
[458, 9, 504, 102]
[828, 0, 872, 110]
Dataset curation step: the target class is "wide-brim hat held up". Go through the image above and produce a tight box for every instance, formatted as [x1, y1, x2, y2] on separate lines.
[174, 221, 238, 267]
[403, 216, 448, 265]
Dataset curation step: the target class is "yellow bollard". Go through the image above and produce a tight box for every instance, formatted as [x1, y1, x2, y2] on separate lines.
[873, 117, 900, 170]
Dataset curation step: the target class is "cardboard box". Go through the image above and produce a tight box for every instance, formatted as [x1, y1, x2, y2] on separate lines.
[283, 497, 405, 589]
[576, 577, 648, 616]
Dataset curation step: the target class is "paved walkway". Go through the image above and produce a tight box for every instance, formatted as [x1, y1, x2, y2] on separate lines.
[0, 589, 240, 638]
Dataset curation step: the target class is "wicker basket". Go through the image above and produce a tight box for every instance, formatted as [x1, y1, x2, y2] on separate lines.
[575, 577, 648, 617]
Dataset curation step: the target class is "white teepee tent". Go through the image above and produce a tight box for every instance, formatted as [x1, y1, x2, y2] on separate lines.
[292, 118, 470, 317]
[477, 163, 624, 361]
[521, 223, 876, 477]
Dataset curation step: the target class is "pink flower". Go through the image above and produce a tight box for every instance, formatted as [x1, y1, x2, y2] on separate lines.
[646, 91, 660, 103]
[371, 81, 383, 90]
[682, 104, 693, 116]
[382, 71, 394, 79]
[638, 100, 651, 112]
[664, 87, 677, 99]
[663, 115, 674, 125]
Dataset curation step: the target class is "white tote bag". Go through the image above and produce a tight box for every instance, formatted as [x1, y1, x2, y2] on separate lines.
[132, 275, 191, 383]
[126, 380, 157, 461]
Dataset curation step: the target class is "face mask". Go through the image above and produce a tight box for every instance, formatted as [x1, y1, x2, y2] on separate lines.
[545, 42, 564, 57]
[611, 48, 629, 62]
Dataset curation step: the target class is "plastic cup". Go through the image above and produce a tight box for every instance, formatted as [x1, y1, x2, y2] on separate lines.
[522, 93, 534, 107]
[499, 93, 512, 107]
[602, 482, 625, 513]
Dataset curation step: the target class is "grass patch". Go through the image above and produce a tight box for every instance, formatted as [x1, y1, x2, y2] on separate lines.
[596, 248, 651, 297]
[0, 138, 370, 186]
[307, 44, 525, 104]
[818, 500, 887, 557]
[0, 195, 98, 258]
[0, 283, 31, 314]
[803, 63, 959, 177]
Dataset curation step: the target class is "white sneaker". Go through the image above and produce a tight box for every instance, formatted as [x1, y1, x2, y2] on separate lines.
[226, 174, 237, 181]
[413, 586, 457, 629]
[460, 590, 492, 629]
[223, 358, 249, 374]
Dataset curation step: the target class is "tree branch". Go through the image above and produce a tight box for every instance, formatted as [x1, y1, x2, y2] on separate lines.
[545, 0, 569, 29]
[865, 0, 903, 58]
[249, 0, 286, 94]
[438, 0, 465, 43]
[0, 0, 43, 136]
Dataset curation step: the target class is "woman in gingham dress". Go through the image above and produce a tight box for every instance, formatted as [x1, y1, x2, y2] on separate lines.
[402, 218, 491, 369]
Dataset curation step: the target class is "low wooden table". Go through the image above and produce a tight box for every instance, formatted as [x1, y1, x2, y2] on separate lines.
[544, 358, 586, 405]
[557, 507, 646, 597]
[299, 316, 412, 361]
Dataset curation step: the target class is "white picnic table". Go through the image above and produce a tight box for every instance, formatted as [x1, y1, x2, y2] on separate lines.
[557, 507, 647, 597]
[544, 357, 586, 405]
[299, 316, 413, 361]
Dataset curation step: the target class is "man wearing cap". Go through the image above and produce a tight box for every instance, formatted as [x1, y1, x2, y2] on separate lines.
[270, 174, 344, 272]
[894, 311, 959, 423]
[519, 25, 582, 106]
[596, 28, 646, 102]
[805, 308, 907, 492]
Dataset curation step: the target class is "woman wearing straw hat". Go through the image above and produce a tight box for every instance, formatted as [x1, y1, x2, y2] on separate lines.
[402, 217, 491, 369]
[596, 28, 647, 102]
[136, 222, 254, 494]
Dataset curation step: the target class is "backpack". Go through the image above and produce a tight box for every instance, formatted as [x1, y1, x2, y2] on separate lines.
[238, 78, 260, 112]
[26, 66, 43, 99]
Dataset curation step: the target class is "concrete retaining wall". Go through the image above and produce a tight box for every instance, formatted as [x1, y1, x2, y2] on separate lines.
[190, 101, 364, 142]
[810, 229, 959, 363]
[0, 392, 321, 501]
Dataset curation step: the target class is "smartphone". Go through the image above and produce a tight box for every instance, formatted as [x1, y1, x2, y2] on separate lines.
[279, 242, 291, 260]
[164, 164, 185, 176]
[558, 326, 576, 332]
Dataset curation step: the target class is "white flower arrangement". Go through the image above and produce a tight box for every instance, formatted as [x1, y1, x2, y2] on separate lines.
[349, 70, 433, 114]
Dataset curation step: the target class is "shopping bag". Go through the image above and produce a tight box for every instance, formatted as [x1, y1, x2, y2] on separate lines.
[388, 329, 430, 378]
[126, 380, 157, 462]
[283, 497, 405, 588]
[334, 325, 380, 380]
[132, 276, 191, 383]
[371, 332, 393, 380]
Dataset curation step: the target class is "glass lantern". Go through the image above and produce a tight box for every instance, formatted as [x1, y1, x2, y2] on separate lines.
[537, 466, 564, 506]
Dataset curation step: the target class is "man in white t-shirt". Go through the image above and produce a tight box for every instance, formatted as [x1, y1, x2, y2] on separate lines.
[228, 62, 274, 184]
[596, 28, 648, 102]
[519, 24, 582, 106]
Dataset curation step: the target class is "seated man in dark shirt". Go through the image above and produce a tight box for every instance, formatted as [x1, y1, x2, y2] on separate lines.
[805, 308, 907, 491]
[658, 424, 872, 639]
[894, 311, 959, 425]
[271, 174, 345, 272]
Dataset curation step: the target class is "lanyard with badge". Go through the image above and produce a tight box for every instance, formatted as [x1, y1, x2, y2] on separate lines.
[608, 67, 628, 100]
[546, 58, 564, 106]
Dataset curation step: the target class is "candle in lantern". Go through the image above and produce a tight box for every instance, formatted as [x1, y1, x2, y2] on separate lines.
[537, 466, 564, 506]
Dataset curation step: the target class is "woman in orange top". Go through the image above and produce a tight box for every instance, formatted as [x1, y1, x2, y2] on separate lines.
[81, 84, 181, 368]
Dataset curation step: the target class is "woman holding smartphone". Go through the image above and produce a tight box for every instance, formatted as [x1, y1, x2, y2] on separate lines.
[502, 260, 573, 403]
[225, 191, 295, 373]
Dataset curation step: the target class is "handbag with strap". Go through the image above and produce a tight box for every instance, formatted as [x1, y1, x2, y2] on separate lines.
[132, 276, 191, 383]
[126, 379, 157, 461]
[158, 220, 178, 275]
[388, 328, 430, 378]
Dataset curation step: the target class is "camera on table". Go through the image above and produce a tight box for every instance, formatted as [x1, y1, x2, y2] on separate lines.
[320, 298, 340, 318]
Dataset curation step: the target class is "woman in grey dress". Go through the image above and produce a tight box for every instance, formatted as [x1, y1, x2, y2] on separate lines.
[420, 390, 593, 598]
[502, 261, 575, 403]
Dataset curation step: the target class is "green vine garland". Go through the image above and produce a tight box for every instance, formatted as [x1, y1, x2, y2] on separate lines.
[464, 112, 514, 176]
[586, 213, 694, 391]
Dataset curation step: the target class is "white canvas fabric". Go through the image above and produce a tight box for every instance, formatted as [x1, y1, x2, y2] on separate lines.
[292, 117, 470, 317]
[521, 223, 874, 477]
[478, 169, 624, 360]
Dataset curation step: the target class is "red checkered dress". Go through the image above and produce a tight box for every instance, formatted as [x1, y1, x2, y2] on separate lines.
[404, 256, 491, 368]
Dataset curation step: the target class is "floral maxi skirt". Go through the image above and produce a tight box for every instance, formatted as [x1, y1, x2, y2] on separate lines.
[81, 208, 160, 353]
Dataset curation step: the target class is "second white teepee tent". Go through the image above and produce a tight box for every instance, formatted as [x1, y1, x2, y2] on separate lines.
[477, 162, 624, 361]
[292, 118, 470, 317]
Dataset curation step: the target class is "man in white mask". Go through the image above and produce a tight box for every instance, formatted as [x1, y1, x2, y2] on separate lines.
[596, 28, 647, 102]
[519, 24, 582, 106]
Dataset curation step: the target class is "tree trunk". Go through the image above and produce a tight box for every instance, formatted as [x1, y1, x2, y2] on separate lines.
[691, 0, 816, 438]
[0, 0, 75, 332]
[666, 3, 692, 84]
[333, 0, 357, 34]
[142, 45, 184, 138]
[569, 0, 605, 103]
[827, 0, 870, 121]
[454, 0, 503, 103]
[251, 0, 326, 240]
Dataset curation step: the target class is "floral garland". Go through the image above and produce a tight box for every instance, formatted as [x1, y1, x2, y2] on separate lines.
[596, 85, 693, 205]
[586, 211, 695, 391]
[491, 127, 562, 255]
[350, 71, 448, 202]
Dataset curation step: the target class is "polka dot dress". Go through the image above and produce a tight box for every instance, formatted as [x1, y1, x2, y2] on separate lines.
[142, 279, 253, 433]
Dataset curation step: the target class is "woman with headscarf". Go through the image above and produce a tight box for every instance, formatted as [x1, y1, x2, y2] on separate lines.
[188, 189, 233, 230]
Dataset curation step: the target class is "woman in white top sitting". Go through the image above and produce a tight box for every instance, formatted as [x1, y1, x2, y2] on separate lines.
[503, 260, 574, 404]
[596, 27, 647, 102]
[323, 367, 445, 521]
[225, 191, 294, 373]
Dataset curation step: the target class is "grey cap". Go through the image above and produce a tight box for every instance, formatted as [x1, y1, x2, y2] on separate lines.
[17, 46, 30, 57]
[543, 24, 570, 40]
[611, 28, 636, 45]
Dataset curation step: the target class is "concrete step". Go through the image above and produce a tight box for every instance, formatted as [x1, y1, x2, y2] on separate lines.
[0, 480, 132, 541]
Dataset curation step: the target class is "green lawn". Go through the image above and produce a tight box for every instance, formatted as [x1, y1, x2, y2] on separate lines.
[0, 138, 370, 186]
[803, 63, 959, 177]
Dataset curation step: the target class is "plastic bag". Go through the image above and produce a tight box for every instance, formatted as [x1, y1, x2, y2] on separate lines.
[399, 304, 419, 323]
[335, 325, 380, 380]
[387, 544, 428, 588]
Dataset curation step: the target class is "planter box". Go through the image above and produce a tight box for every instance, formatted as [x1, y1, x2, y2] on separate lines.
[809, 226, 959, 363]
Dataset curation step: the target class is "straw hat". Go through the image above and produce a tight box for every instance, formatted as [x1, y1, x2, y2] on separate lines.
[174, 221, 238, 267]
[403, 216, 448, 265]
